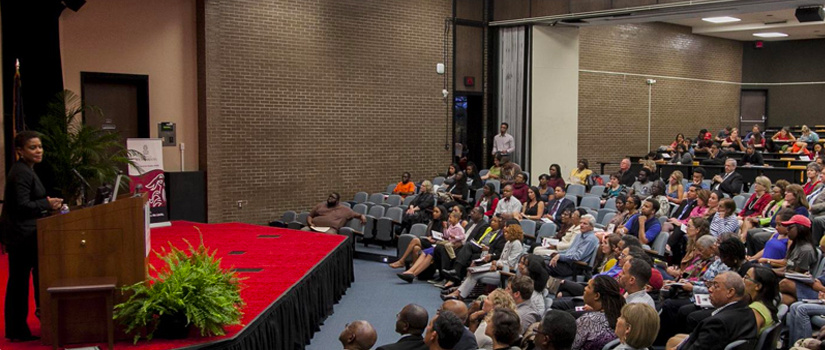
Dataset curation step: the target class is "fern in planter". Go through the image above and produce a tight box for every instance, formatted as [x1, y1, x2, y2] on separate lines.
[114, 229, 245, 343]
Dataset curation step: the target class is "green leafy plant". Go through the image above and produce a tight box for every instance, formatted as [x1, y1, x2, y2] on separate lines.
[38, 89, 136, 204]
[114, 228, 245, 343]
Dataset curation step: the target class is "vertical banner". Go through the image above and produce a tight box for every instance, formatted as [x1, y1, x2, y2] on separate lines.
[127, 138, 168, 224]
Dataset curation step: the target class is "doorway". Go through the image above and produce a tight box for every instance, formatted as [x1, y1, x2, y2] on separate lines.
[740, 89, 767, 133]
[454, 94, 484, 170]
[80, 72, 150, 142]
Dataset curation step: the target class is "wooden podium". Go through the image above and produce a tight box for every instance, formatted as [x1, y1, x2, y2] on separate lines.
[37, 194, 148, 345]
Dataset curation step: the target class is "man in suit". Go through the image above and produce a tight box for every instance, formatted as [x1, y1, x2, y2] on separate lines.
[440, 300, 479, 350]
[423, 310, 465, 350]
[543, 185, 575, 224]
[443, 214, 506, 282]
[676, 271, 757, 350]
[809, 168, 825, 243]
[339, 320, 378, 350]
[377, 304, 429, 350]
[711, 158, 744, 197]
[431, 207, 488, 285]
[618, 158, 636, 187]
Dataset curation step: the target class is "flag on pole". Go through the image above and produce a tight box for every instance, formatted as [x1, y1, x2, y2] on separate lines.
[12, 59, 27, 137]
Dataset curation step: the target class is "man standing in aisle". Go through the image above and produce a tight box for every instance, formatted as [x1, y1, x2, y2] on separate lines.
[492, 122, 515, 158]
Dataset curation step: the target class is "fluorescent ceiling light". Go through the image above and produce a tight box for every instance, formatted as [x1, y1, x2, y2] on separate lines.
[702, 16, 741, 23]
[753, 32, 789, 38]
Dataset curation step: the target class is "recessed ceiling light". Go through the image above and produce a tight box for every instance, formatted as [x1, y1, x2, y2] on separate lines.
[702, 16, 742, 23]
[753, 32, 789, 38]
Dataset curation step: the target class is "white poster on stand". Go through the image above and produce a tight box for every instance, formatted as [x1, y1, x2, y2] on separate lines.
[127, 138, 164, 175]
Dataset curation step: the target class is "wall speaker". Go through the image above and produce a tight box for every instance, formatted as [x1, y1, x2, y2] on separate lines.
[62, 0, 86, 12]
[795, 6, 825, 23]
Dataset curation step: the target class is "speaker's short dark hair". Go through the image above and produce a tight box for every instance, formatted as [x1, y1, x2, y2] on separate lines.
[508, 275, 534, 299]
[627, 258, 652, 289]
[14, 130, 41, 149]
[433, 311, 464, 349]
[540, 310, 577, 350]
[491, 307, 521, 345]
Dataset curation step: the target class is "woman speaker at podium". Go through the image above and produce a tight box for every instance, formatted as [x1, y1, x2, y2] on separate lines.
[0, 131, 62, 342]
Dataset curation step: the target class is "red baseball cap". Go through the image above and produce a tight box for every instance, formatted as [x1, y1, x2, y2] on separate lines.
[781, 215, 811, 228]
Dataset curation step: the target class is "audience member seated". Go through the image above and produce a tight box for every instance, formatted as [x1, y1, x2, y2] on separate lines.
[711, 158, 744, 196]
[743, 124, 763, 143]
[518, 254, 550, 313]
[738, 176, 772, 220]
[600, 173, 627, 207]
[615, 303, 660, 350]
[390, 205, 447, 269]
[664, 185, 704, 240]
[795, 125, 820, 154]
[573, 275, 625, 350]
[743, 266, 778, 335]
[552, 243, 645, 305]
[596, 234, 622, 275]
[441, 171, 469, 211]
[649, 180, 671, 218]
[546, 164, 567, 197]
[304, 192, 366, 234]
[804, 163, 823, 196]
[499, 155, 522, 187]
[442, 215, 507, 283]
[618, 158, 636, 187]
[444, 164, 459, 184]
[505, 275, 542, 334]
[511, 172, 529, 203]
[464, 163, 483, 192]
[688, 167, 710, 191]
[543, 185, 576, 224]
[533, 310, 577, 350]
[494, 185, 522, 220]
[468, 289, 516, 350]
[538, 174, 552, 202]
[544, 214, 599, 279]
[399, 180, 437, 234]
[666, 133, 685, 152]
[569, 159, 593, 186]
[710, 198, 739, 237]
[485, 308, 523, 350]
[439, 300, 479, 350]
[393, 172, 417, 198]
[700, 143, 727, 166]
[703, 191, 722, 220]
[481, 155, 502, 181]
[695, 129, 713, 153]
[608, 195, 637, 230]
[747, 208, 794, 268]
[740, 180, 790, 253]
[715, 126, 732, 143]
[666, 217, 711, 278]
[721, 127, 744, 151]
[534, 209, 581, 256]
[666, 170, 686, 205]
[748, 130, 767, 150]
[615, 198, 661, 246]
[376, 304, 430, 350]
[788, 291, 825, 345]
[629, 168, 653, 197]
[339, 320, 378, 350]
[810, 167, 825, 244]
[741, 143, 765, 166]
[435, 207, 489, 289]
[619, 258, 656, 309]
[683, 137, 696, 156]
[778, 215, 818, 306]
[424, 310, 466, 350]
[397, 211, 465, 283]
[441, 224, 524, 301]
[475, 183, 499, 218]
[768, 126, 795, 152]
[514, 187, 544, 223]
[667, 272, 757, 350]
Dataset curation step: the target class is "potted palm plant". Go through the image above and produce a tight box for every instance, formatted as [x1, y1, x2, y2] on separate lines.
[37, 89, 135, 205]
[113, 229, 245, 343]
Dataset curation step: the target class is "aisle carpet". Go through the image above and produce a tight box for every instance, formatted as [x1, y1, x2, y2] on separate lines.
[0, 221, 348, 350]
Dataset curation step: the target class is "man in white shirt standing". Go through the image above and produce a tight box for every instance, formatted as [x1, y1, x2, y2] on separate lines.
[492, 122, 515, 157]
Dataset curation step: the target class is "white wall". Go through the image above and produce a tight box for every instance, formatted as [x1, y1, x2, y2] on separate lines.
[531, 26, 579, 183]
[59, 0, 198, 171]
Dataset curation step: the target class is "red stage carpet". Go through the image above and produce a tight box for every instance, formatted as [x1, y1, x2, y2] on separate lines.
[0, 221, 352, 350]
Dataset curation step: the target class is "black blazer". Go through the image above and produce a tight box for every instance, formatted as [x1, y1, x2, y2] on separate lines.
[713, 171, 744, 196]
[681, 299, 757, 350]
[0, 161, 51, 250]
[741, 152, 764, 166]
[453, 327, 479, 350]
[376, 334, 427, 350]
[619, 169, 636, 187]
[487, 229, 508, 261]
[545, 197, 575, 223]
[671, 199, 697, 221]
[465, 221, 490, 243]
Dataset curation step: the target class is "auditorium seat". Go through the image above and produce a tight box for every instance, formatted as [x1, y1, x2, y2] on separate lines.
[580, 196, 601, 211]
[382, 195, 402, 208]
[362, 205, 385, 240]
[589, 185, 605, 196]
[376, 207, 403, 243]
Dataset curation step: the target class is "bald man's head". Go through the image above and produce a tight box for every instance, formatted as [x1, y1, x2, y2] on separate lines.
[441, 299, 469, 323]
[398, 304, 429, 335]
[338, 320, 377, 350]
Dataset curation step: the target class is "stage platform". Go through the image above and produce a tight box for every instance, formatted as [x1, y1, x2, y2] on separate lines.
[0, 221, 353, 350]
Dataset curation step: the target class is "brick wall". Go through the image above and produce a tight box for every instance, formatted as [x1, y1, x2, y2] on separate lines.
[204, 0, 453, 223]
[577, 22, 742, 173]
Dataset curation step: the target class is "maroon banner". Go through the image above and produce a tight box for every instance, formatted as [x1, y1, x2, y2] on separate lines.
[130, 169, 168, 223]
